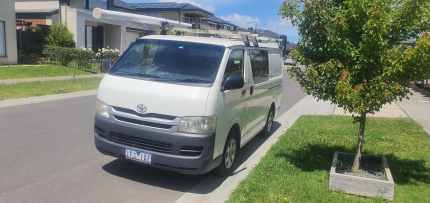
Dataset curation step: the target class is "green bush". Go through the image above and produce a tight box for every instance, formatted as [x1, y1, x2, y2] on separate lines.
[43, 46, 95, 67]
[46, 24, 75, 48]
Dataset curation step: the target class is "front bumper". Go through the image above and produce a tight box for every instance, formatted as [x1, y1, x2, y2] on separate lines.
[94, 115, 221, 175]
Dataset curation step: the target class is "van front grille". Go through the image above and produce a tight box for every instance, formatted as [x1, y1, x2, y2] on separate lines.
[112, 106, 176, 120]
[114, 115, 173, 129]
[100, 131, 173, 154]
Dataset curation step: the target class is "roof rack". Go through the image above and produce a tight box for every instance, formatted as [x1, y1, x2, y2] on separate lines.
[171, 27, 281, 49]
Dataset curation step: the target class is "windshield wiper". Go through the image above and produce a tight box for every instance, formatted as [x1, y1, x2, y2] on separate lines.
[113, 72, 162, 80]
[136, 73, 162, 79]
[174, 78, 211, 83]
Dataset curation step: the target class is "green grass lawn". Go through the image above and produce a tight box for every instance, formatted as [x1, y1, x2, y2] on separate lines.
[0, 78, 101, 100]
[0, 65, 90, 80]
[228, 116, 430, 203]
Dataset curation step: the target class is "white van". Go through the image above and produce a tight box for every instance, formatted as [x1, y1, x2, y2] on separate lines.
[94, 35, 283, 175]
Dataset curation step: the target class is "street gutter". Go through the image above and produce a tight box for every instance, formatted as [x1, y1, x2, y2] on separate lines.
[0, 90, 97, 109]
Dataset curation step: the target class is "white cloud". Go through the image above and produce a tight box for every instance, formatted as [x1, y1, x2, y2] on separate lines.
[265, 17, 299, 42]
[221, 13, 261, 29]
[222, 13, 299, 42]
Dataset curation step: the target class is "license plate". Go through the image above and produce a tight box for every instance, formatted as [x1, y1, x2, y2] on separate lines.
[125, 149, 152, 164]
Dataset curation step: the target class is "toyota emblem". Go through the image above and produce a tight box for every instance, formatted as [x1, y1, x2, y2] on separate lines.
[136, 104, 148, 114]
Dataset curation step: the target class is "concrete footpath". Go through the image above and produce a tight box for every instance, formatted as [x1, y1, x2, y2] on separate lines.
[335, 89, 430, 134]
[398, 89, 430, 134]
[176, 96, 335, 203]
[0, 74, 104, 85]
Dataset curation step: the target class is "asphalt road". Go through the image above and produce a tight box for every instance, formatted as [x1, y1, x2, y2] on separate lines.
[0, 74, 305, 203]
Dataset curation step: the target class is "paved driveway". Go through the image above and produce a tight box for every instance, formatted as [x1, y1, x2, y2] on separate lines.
[0, 74, 305, 203]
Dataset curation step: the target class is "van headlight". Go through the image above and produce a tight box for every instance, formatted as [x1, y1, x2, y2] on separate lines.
[96, 99, 111, 118]
[178, 116, 216, 135]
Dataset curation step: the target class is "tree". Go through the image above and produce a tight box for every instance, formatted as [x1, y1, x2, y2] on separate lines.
[46, 24, 75, 48]
[281, 0, 430, 171]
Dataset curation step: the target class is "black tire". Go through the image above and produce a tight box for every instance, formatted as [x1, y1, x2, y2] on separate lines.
[216, 131, 239, 176]
[262, 106, 275, 137]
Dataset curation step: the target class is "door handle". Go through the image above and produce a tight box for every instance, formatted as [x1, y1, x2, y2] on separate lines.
[250, 86, 254, 95]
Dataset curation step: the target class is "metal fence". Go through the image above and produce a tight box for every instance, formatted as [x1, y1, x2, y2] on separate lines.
[44, 55, 113, 74]
[67, 58, 110, 73]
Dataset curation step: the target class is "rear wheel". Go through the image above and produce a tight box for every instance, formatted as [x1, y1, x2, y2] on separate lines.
[263, 106, 275, 137]
[216, 132, 239, 176]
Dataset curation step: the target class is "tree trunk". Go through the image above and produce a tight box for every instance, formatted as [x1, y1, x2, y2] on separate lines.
[352, 112, 366, 172]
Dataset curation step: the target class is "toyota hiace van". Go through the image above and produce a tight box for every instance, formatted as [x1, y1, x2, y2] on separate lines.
[94, 35, 283, 175]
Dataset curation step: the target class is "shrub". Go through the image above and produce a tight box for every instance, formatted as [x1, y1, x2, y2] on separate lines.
[46, 24, 75, 48]
[43, 46, 95, 67]
[95, 47, 120, 59]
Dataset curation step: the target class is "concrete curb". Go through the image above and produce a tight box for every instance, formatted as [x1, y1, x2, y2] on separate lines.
[175, 96, 334, 203]
[0, 90, 97, 109]
[0, 74, 104, 85]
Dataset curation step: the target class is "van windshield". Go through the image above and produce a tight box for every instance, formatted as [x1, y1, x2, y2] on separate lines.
[110, 39, 225, 84]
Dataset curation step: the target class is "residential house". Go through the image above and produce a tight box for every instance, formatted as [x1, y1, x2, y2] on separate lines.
[14, 0, 238, 53]
[108, 0, 238, 31]
[15, 0, 191, 52]
[14, 0, 282, 54]
[0, 0, 18, 65]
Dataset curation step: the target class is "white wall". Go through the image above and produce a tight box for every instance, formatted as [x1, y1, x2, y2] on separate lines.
[125, 31, 140, 50]
[61, 6, 79, 46]
[104, 24, 122, 50]
[0, 0, 18, 65]
[15, 0, 59, 13]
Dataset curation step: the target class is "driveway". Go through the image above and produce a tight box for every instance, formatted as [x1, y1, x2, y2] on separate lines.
[0, 74, 305, 203]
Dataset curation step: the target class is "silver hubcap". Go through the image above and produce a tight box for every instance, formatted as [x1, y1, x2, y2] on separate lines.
[224, 139, 237, 169]
[266, 111, 274, 134]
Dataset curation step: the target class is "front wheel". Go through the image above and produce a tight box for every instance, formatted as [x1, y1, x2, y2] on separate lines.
[216, 133, 239, 176]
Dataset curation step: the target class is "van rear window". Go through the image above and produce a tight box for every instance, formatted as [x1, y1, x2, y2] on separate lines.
[249, 49, 269, 84]
[110, 39, 225, 84]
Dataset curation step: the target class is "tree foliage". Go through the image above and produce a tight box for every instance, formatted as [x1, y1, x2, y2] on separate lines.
[281, 0, 430, 170]
[46, 24, 75, 48]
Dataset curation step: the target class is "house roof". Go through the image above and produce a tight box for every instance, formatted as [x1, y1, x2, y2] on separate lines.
[112, 1, 238, 28]
[257, 29, 281, 39]
[113, 1, 213, 16]
[205, 15, 237, 27]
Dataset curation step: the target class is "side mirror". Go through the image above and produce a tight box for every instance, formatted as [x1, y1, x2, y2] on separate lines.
[223, 74, 244, 91]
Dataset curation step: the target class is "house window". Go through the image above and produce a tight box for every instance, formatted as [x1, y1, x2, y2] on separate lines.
[0, 20, 6, 57]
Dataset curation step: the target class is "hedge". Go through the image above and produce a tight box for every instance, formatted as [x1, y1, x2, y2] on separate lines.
[43, 46, 95, 68]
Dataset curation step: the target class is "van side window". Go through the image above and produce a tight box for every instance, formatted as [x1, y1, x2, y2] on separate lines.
[249, 49, 269, 84]
[223, 49, 244, 81]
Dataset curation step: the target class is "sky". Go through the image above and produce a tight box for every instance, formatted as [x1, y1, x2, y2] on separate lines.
[124, 0, 299, 43]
